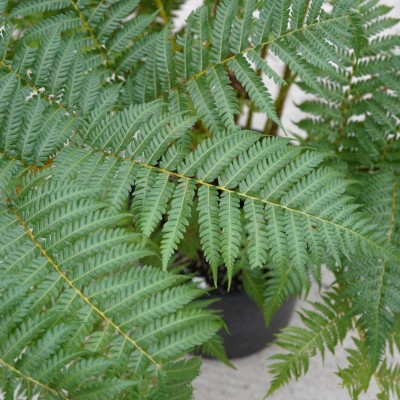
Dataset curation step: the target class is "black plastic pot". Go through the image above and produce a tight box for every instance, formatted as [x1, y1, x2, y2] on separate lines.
[207, 292, 296, 359]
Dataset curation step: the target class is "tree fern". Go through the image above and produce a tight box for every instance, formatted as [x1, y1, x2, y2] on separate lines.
[0, 0, 399, 398]
[0, 174, 220, 398]
[268, 291, 351, 395]
[269, 2, 400, 397]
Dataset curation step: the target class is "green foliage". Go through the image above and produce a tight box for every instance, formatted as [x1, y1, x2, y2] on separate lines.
[274, 1, 400, 398]
[268, 292, 351, 395]
[0, 0, 398, 399]
[0, 173, 220, 398]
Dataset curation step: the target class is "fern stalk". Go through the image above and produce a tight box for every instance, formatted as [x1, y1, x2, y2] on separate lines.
[263, 65, 295, 135]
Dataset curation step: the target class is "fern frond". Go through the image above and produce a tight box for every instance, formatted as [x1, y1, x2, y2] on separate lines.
[161, 179, 196, 269]
[153, 357, 202, 400]
[342, 175, 400, 368]
[220, 191, 241, 284]
[338, 339, 375, 399]
[10, 0, 70, 16]
[376, 361, 400, 400]
[268, 292, 351, 396]
[230, 0, 255, 53]
[189, 6, 210, 75]
[207, 65, 239, 131]
[244, 199, 268, 269]
[228, 54, 283, 130]
[270, 39, 323, 96]
[0, 158, 21, 198]
[210, 0, 238, 64]
[0, 175, 220, 398]
[155, 27, 176, 92]
[187, 76, 224, 135]
[253, 1, 275, 46]
[0, 3, 398, 397]
[198, 185, 221, 281]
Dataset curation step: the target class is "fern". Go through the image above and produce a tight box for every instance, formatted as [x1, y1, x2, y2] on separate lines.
[267, 292, 351, 395]
[0, 0, 399, 398]
[0, 174, 220, 398]
[269, 2, 400, 397]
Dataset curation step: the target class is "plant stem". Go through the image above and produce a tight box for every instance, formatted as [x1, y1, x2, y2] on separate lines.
[246, 46, 268, 130]
[156, 0, 168, 25]
[245, 107, 254, 129]
[264, 64, 294, 136]
[155, 0, 178, 51]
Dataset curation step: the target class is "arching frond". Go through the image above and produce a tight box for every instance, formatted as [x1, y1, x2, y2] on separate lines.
[0, 174, 220, 399]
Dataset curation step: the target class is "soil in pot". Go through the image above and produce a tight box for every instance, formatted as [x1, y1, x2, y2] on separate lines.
[186, 255, 296, 359]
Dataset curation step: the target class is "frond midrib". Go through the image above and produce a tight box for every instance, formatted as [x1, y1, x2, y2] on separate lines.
[268, 310, 343, 396]
[160, 14, 351, 98]
[69, 0, 113, 67]
[9, 204, 162, 369]
[0, 357, 65, 399]
[86, 145, 400, 266]
[0, 14, 351, 119]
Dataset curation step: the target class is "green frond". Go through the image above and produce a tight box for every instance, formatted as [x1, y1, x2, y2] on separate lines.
[253, 1, 275, 46]
[341, 174, 400, 368]
[116, 33, 159, 74]
[176, 12, 195, 81]
[187, 76, 224, 135]
[108, 12, 158, 54]
[96, 0, 140, 42]
[0, 1, 399, 396]
[153, 357, 202, 400]
[244, 199, 268, 269]
[22, 12, 81, 41]
[47, 38, 77, 96]
[272, 0, 291, 37]
[219, 136, 291, 189]
[242, 266, 266, 308]
[196, 334, 235, 368]
[338, 339, 375, 399]
[263, 264, 302, 325]
[161, 179, 196, 269]
[198, 185, 221, 281]
[206, 65, 239, 131]
[210, 0, 238, 63]
[306, 0, 324, 25]
[156, 27, 176, 92]
[197, 130, 258, 182]
[10, 0, 70, 16]
[290, 0, 309, 30]
[270, 39, 323, 96]
[0, 174, 220, 398]
[268, 292, 351, 396]
[248, 50, 287, 87]
[240, 146, 302, 194]
[32, 29, 61, 87]
[219, 191, 241, 284]
[376, 361, 400, 400]
[140, 173, 174, 238]
[228, 54, 283, 131]
[189, 6, 210, 75]
[230, 0, 255, 53]
[265, 204, 289, 269]
[0, 159, 21, 197]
